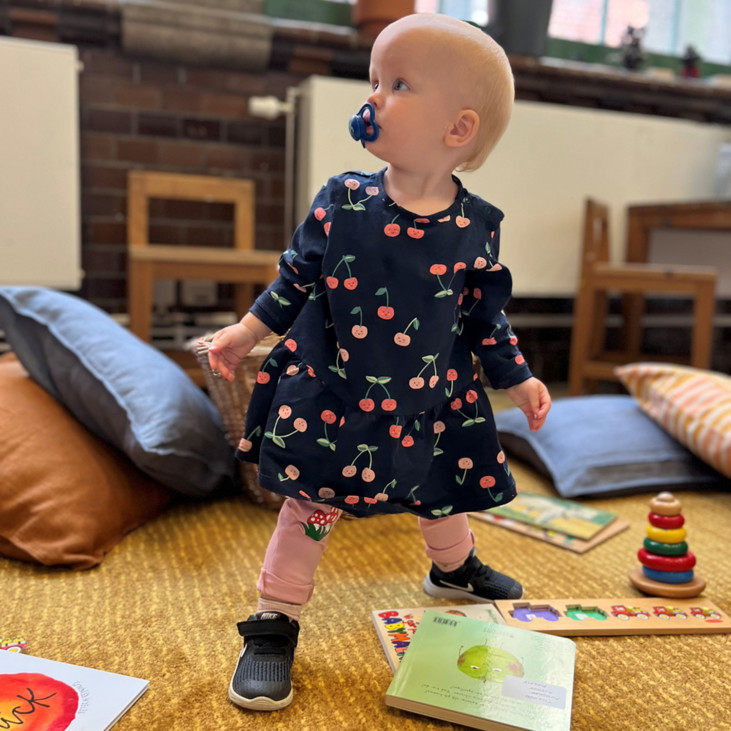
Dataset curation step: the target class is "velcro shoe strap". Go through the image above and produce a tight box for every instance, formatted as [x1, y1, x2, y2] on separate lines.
[237, 618, 299, 644]
[462, 554, 483, 582]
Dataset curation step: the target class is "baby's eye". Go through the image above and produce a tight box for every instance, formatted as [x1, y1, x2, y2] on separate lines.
[371, 80, 379, 91]
[394, 79, 410, 91]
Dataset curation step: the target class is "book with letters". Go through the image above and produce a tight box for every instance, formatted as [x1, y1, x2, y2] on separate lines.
[372, 603, 505, 672]
[385, 610, 576, 731]
[0, 650, 149, 730]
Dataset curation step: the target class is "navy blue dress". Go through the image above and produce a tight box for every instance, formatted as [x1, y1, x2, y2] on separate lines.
[237, 170, 533, 519]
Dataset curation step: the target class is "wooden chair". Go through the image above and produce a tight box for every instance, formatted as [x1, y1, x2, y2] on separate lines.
[568, 198, 717, 396]
[127, 171, 281, 385]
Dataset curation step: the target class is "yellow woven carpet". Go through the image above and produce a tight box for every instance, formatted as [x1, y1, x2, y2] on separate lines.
[4, 464, 730, 730]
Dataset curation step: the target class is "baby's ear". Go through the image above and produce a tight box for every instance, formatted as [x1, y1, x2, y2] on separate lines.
[445, 109, 479, 149]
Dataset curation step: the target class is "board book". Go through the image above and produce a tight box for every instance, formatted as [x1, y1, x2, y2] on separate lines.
[475, 492, 618, 539]
[372, 603, 505, 672]
[493, 597, 730, 636]
[0, 650, 149, 730]
[471, 510, 629, 553]
[385, 610, 576, 731]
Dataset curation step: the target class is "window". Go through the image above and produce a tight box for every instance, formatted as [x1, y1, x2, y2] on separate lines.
[549, 0, 731, 64]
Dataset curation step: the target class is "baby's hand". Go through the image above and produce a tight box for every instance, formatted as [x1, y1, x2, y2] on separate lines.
[207, 323, 260, 382]
[505, 377, 551, 432]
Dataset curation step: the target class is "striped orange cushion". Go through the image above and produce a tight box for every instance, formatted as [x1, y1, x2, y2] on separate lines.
[616, 363, 731, 479]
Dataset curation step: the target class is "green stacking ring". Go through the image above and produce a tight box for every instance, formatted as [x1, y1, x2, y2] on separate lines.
[644, 537, 688, 556]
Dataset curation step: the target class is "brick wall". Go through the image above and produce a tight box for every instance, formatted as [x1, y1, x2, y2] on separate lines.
[78, 47, 299, 312]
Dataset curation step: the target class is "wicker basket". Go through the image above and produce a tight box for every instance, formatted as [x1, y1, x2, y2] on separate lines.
[190, 333, 286, 510]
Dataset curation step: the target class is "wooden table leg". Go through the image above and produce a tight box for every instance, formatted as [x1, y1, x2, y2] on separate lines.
[690, 282, 716, 369]
[128, 259, 154, 342]
[621, 212, 651, 359]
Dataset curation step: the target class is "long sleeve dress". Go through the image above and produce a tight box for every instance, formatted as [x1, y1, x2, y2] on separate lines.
[237, 169, 533, 519]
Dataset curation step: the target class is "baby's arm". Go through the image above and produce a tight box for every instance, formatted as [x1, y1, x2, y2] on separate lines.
[207, 312, 271, 382]
[506, 377, 551, 431]
[460, 219, 551, 429]
[206, 178, 337, 381]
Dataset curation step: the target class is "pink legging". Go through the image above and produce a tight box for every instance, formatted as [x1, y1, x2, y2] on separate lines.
[257, 498, 474, 618]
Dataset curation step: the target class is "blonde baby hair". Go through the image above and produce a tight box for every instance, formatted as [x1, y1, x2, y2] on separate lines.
[379, 14, 515, 172]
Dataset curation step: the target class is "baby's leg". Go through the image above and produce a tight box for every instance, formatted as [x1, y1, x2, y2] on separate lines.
[418, 513, 474, 572]
[419, 513, 523, 602]
[229, 498, 343, 711]
[257, 498, 343, 620]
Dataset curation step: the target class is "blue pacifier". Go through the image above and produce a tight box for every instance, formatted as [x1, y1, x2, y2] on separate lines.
[349, 103, 379, 147]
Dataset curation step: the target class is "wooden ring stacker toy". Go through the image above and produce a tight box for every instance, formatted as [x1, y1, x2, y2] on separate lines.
[648, 512, 685, 529]
[646, 525, 687, 543]
[644, 538, 688, 556]
[638, 548, 696, 572]
[630, 491, 705, 598]
[649, 492, 682, 516]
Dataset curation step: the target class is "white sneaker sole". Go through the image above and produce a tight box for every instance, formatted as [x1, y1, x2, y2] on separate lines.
[423, 575, 524, 602]
[228, 681, 293, 711]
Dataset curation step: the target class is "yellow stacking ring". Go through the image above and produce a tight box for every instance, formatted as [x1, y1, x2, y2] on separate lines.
[646, 525, 687, 543]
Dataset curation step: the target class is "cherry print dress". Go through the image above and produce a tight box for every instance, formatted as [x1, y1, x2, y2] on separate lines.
[238, 170, 533, 519]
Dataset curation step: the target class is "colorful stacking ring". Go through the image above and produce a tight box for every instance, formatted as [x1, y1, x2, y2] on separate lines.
[646, 525, 686, 543]
[638, 548, 696, 572]
[644, 538, 688, 556]
[648, 512, 685, 529]
[649, 493, 682, 516]
[642, 567, 694, 584]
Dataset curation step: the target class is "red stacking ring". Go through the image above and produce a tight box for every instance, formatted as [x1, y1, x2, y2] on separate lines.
[638, 548, 695, 572]
[648, 512, 685, 529]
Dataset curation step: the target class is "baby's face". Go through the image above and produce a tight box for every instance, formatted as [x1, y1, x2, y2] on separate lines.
[364, 26, 465, 170]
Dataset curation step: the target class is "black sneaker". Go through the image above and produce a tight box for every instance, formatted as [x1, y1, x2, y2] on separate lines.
[228, 612, 299, 711]
[423, 549, 524, 602]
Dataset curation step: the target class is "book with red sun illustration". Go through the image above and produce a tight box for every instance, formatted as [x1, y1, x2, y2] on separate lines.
[0, 650, 148, 730]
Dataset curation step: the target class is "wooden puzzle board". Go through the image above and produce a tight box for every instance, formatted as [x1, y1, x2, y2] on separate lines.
[493, 597, 730, 636]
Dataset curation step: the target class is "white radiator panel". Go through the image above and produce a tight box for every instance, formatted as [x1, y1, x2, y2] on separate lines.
[296, 76, 730, 297]
[0, 37, 81, 289]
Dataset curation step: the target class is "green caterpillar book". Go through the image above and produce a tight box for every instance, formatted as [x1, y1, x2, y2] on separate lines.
[385, 610, 576, 731]
[372, 603, 505, 672]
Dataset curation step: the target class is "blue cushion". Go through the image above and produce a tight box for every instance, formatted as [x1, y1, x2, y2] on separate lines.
[0, 287, 236, 498]
[495, 395, 726, 498]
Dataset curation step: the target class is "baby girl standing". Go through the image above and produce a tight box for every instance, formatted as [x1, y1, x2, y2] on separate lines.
[208, 12, 551, 712]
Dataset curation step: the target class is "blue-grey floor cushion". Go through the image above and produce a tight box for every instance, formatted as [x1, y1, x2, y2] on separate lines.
[495, 395, 726, 498]
[0, 287, 237, 498]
